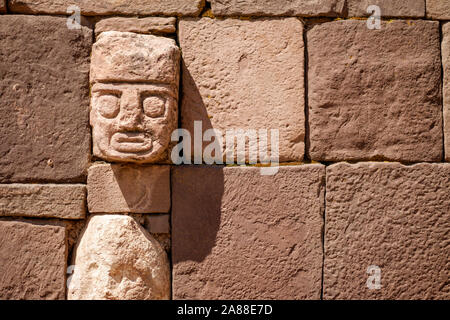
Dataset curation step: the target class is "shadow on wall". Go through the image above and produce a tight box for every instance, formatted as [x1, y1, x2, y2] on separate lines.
[172, 58, 224, 263]
[171, 164, 224, 263]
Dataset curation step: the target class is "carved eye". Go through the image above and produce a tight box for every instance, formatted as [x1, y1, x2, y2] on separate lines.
[95, 94, 120, 119]
[142, 95, 166, 118]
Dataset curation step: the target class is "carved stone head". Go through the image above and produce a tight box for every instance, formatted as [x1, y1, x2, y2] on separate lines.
[90, 32, 180, 163]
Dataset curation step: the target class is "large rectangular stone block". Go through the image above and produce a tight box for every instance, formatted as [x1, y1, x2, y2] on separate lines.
[179, 18, 305, 163]
[308, 20, 442, 162]
[88, 164, 170, 214]
[0, 184, 86, 219]
[347, 0, 425, 18]
[9, 0, 204, 16]
[210, 0, 345, 17]
[0, 221, 66, 300]
[325, 163, 450, 300]
[0, 15, 92, 183]
[172, 165, 325, 299]
[444, 23, 450, 161]
[426, 0, 450, 20]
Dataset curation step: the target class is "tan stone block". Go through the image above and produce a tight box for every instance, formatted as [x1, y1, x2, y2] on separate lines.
[87, 163, 170, 214]
[90, 32, 180, 164]
[308, 20, 442, 162]
[95, 17, 176, 37]
[0, 221, 66, 300]
[179, 18, 305, 163]
[68, 215, 170, 300]
[172, 165, 325, 299]
[427, 0, 450, 19]
[210, 0, 345, 16]
[9, 0, 204, 16]
[325, 162, 450, 300]
[347, 0, 425, 18]
[0, 184, 86, 219]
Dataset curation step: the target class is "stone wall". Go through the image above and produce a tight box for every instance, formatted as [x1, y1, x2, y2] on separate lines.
[0, 0, 449, 300]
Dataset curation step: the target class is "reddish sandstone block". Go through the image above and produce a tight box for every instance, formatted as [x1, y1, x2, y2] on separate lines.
[444, 23, 450, 161]
[427, 0, 450, 20]
[308, 20, 442, 162]
[0, 221, 66, 300]
[179, 18, 305, 162]
[210, 0, 345, 16]
[172, 165, 325, 299]
[95, 17, 176, 37]
[88, 163, 170, 214]
[325, 162, 450, 300]
[9, 0, 204, 16]
[0, 184, 86, 219]
[347, 0, 425, 18]
[0, 15, 92, 183]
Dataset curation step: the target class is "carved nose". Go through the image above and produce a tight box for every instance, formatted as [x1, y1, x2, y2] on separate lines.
[118, 90, 142, 131]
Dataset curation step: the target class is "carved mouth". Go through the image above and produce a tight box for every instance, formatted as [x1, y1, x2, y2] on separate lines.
[111, 132, 152, 153]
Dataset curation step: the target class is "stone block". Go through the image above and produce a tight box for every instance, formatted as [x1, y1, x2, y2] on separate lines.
[325, 162, 450, 299]
[308, 20, 442, 162]
[172, 165, 325, 299]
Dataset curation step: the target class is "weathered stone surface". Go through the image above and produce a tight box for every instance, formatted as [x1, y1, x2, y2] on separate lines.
[210, 0, 345, 16]
[0, 221, 66, 300]
[172, 165, 325, 299]
[91, 32, 180, 85]
[88, 164, 170, 214]
[347, 0, 425, 18]
[325, 162, 450, 300]
[308, 20, 442, 162]
[0, 15, 92, 183]
[68, 215, 170, 300]
[95, 17, 176, 37]
[444, 23, 450, 161]
[0, 184, 86, 219]
[90, 32, 180, 164]
[145, 214, 170, 234]
[9, 0, 204, 16]
[427, 0, 450, 20]
[180, 18, 305, 163]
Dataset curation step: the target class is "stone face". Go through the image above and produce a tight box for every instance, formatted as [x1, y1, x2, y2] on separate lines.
[0, 15, 92, 183]
[325, 162, 450, 300]
[0, 221, 66, 300]
[427, 0, 450, 19]
[95, 17, 176, 37]
[0, 184, 86, 219]
[210, 0, 345, 16]
[179, 18, 305, 163]
[444, 23, 450, 162]
[9, 0, 204, 16]
[88, 164, 170, 214]
[347, 0, 425, 18]
[172, 165, 325, 299]
[0, 0, 5, 13]
[68, 215, 170, 300]
[308, 20, 442, 162]
[90, 32, 180, 164]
